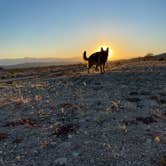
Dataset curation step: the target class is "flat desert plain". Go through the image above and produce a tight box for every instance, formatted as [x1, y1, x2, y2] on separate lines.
[0, 60, 166, 166]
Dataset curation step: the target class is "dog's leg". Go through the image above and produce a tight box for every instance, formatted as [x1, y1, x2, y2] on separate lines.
[95, 65, 99, 71]
[87, 62, 90, 74]
[103, 64, 105, 73]
[100, 65, 103, 73]
[88, 68, 90, 74]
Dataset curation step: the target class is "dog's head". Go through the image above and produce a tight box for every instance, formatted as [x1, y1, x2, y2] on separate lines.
[101, 47, 109, 55]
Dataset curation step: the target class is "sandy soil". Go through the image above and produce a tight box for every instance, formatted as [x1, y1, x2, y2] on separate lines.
[0, 60, 166, 166]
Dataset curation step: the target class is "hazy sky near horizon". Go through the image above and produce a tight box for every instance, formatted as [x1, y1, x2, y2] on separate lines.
[0, 0, 166, 60]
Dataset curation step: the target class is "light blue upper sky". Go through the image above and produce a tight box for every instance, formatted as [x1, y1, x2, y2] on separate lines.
[0, 0, 166, 59]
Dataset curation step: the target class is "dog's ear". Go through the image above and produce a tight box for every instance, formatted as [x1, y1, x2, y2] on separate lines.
[107, 48, 109, 52]
[101, 47, 104, 52]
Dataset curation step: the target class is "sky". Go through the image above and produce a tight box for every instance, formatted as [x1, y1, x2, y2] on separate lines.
[0, 0, 166, 60]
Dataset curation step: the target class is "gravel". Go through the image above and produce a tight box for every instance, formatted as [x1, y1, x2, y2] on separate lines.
[0, 60, 166, 166]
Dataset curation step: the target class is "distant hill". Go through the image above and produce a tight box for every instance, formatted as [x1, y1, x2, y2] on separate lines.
[155, 53, 166, 59]
[0, 57, 81, 69]
[141, 53, 166, 61]
[121, 52, 166, 62]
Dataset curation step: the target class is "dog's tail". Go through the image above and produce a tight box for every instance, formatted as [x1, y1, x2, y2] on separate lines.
[83, 51, 89, 61]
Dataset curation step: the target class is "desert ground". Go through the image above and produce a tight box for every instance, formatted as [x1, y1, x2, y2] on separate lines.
[0, 60, 166, 166]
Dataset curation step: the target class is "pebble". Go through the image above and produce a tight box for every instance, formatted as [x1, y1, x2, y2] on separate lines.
[146, 138, 152, 144]
[54, 157, 67, 165]
[72, 151, 80, 157]
[68, 134, 72, 139]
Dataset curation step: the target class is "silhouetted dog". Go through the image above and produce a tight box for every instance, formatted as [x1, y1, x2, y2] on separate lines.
[83, 47, 109, 73]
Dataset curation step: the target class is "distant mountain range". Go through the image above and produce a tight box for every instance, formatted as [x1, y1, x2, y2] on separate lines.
[114, 53, 166, 62]
[154, 53, 166, 59]
[133, 52, 166, 61]
[0, 53, 165, 69]
[0, 57, 82, 69]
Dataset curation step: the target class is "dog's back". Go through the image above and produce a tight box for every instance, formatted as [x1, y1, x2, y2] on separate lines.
[83, 51, 101, 67]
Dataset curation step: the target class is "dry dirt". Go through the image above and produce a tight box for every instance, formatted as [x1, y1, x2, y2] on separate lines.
[0, 60, 166, 166]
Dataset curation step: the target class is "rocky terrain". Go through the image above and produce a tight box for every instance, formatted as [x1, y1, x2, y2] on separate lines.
[0, 60, 166, 166]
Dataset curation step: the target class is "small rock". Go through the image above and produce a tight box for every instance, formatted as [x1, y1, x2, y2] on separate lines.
[72, 151, 80, 157]
[40, 141, 49, 149]
[50, 141, 56, 146]
[146, 138, 152, 144]
[55, 157, 67, 165]
[154, 136, 160, 143]
[83, 82, 86, 86]
[90, 158, 95, 164]
[124, 102, 137, 111]
[68, 134, 72, 139]
[111, 101, 119, 110]
[16, 155, 21, 161]
[56, 142, 73, 154]
[119, 124, 128, 133]
[13, 137, 24, 144]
